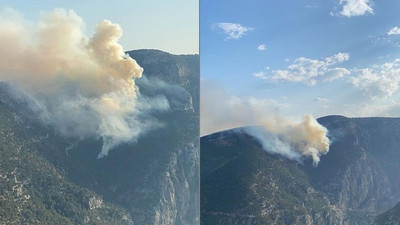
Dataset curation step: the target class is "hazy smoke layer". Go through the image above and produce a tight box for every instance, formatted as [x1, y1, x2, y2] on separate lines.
[0, 8, 169, 158]
[201, 80, 330, 165]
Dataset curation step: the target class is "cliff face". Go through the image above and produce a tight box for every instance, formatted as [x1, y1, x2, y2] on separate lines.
[201, 116, 400, 225]
[0, 49, 199, 225]
[0, 83, 135, 225]
[309, 116, 400, 224]
[374, 202, 400, 225]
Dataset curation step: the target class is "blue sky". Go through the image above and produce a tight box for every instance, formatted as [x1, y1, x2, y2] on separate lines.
[0, 0, 199, 54]
[201, 0, 400, 134]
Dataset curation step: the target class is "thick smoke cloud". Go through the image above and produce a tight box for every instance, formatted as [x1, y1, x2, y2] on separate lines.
[0, 8, 169, 158]
[201, 80, 330, 166]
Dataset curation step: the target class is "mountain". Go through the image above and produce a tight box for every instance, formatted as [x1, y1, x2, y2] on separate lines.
[304, 116, 400, 224]
[127, 49, 199, 113]
[0, 49, 199, 225]
[201, 115, 400, 225]
[201, 129, 343, 225]
[374, 202, 400, 225]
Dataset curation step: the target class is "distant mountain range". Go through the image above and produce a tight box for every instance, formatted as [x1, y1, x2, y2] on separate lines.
[201, 115, 400, 225]
[0, 49, 199, 225]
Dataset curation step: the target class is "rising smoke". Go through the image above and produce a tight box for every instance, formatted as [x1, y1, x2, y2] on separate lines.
[201, 80, 330, 166]
[0, 8, 169, 158]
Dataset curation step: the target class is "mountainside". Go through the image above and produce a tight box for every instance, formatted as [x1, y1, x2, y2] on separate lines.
[0, 86, 134, 225]
[127, 49, 199, 113]
[201, 115, 400, 225]
[201, 129, 343, 225]
[374, 202, 400, 225]
[0, 49, 199, 225]
[306, 116, 400, 224]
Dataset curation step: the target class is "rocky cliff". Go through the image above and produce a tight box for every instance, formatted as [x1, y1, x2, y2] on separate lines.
[374, 202, 400, 225]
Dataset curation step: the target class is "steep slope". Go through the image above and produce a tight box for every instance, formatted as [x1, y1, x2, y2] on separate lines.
[0, 49, 199, 225]
[306, 116, 400, 224]
[201, 129, 343, 225]
[127, 49, 199, 112]
[374, 202, 400, 225]
[0, 83, 134, 225]
[201, 116, 400, 225]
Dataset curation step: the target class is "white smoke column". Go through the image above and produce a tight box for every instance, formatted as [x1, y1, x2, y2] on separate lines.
[201, 80, 330, 166]
[278, 115, 329, 166]
[242, 115, 329, 166]
[0, 8, 169, 158]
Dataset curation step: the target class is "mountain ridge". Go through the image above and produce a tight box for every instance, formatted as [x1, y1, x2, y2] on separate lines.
[201, 115, 400, 225]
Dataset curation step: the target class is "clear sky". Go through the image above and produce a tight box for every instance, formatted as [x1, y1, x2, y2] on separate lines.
[1, 0, 199, 54]
[201, 0, 400, 132]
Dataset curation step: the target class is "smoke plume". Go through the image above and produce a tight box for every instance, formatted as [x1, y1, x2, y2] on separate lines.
[0, 8, 169, 158]
[201, 80, 330, 166]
